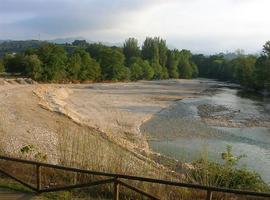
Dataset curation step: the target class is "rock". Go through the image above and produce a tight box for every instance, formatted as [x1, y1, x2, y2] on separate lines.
[15, 78, 27, 84]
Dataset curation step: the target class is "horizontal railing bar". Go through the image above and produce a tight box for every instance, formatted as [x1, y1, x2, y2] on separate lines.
[39, 178, 115, 193]
[0, 155, 270, 197]
[0, 168, 38, 192]
[117, 180, 160, 200]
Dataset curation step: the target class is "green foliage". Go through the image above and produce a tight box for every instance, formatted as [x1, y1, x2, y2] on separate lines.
[130, 63, 143, 80]
[232, 55, 257, 88]
[20, 144, 47, 162]
[67, 52, 81, 80]
[166, 50, 180, 78]
[0, 40, 47, 58]
[67, 48, 101, 81]
[3, 53, 25, 73]
[151, 60, 163, 79]
[129, 57, 154, 80]
[123, 38, 140, 66]
[38, 44, 67, 81]
[0, 59, 4, 73]
[100, 48, 129, 81]
[4, 37, 269, 86]
[188, 146, 269, 192]
[142, 60, 154, 80]
[20, 144, 35, 154]
[142, 37, 168, 68]
[263, 41, 270, 57]
[23, 54, 43, 80]
[178, 50, 198, 79]
[86, 43, 107, 61]
[193, 42, 270, 92]
[72, 40, 88, 47]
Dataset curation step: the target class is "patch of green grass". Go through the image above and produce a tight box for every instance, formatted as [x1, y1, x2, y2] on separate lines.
[0, 177, 34, 194]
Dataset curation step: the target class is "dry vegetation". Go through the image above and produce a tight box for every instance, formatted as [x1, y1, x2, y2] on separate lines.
[0, 79, 269, 199]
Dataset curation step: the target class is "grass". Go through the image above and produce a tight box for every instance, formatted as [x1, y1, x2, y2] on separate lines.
[0, 104, 270, 199]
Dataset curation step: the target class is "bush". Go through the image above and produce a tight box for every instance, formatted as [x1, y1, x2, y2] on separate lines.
[187, 146, 270, 192]
[0, 59, 4, 73]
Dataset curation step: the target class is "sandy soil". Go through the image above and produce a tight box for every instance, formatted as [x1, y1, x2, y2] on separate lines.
[0, 79, 208, 161]
[33, 79, 208, 151]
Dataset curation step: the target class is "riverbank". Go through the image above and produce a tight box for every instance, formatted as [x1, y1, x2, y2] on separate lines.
[142, 80, 270, 182]
[0, 78, 208, 180]
[33, 79, 208, 153]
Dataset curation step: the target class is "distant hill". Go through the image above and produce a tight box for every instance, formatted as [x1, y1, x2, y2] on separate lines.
[48, 37, 87, 44]
[0, 40, 47, 58]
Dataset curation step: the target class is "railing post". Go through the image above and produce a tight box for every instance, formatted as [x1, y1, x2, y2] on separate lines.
[36, 164, 41, 192]
[206, 190, 213, 200]
[114, 179, 119, 200]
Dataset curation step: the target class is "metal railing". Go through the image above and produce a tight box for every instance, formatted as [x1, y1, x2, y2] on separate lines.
[0, 155, 270, 200]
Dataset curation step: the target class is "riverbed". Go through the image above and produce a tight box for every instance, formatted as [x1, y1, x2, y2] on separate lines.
[141, 79, 270, 183]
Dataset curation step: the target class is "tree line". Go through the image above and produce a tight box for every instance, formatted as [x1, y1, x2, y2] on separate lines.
[0, 38, 269, 92]
[193, 41, 270, 91]
[0, 37, 198, 82]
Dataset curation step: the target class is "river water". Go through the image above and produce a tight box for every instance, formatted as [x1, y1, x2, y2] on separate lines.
[141, 79, 270, 183]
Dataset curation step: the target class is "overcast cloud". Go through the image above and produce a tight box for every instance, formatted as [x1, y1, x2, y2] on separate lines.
[0, 0, 269, 54]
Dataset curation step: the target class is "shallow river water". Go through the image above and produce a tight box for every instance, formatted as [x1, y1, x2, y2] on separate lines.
[141, 79, 270, 183]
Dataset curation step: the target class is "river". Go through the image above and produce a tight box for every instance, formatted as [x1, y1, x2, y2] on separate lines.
[141, 79, 270, 183]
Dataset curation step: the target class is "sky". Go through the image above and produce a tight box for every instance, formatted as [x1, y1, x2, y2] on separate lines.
[0, 0, 270, 54]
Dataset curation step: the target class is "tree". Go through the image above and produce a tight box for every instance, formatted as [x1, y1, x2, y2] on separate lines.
[67, 48, 101, 81]
[37, 44, 67, 81]
[130, 63, 143, 80]
[3, 53, 26, 74]
[166, 50, 180, 78]
[254, 55, 270, 90]
[123, 38, 140, 66]
[72, 40, 88, 47]
[79, 50, 101, 81]
[152, 60, 165, 79]
[100, 48, 129, 81]
[142, 60, 154, 80]
[178, 50, 198, 79]
[232, 56, 256, 88]
[142, 37, 168, 67]
[23, 55, 43, 80]
[158, 38, 168, 68]
[0, 59, 4, 73]
[86, 43, 107, 61]
[263, 41, 270, 57]
[142, 37, 158, 61]
[129, 57, 154, 80]
[67, 53, 82, 80]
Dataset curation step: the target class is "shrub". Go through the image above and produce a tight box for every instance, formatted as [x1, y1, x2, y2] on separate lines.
[187, 146, 270, 192]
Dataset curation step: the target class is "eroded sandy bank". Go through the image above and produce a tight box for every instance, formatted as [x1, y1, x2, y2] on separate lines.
[33, 79, 209, 152]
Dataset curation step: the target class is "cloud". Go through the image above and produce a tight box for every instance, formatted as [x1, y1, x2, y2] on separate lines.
[0, 0, 269, 53]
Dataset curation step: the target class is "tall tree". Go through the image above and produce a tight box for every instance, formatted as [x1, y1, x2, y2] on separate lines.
[3, 53, 25, 74]
[100, 48, 129, 80]
[72, 40, 88, 47]
[178, 50, 198, 79]
[23, 54, 43, 80]
[67, 53, 82, 80]
[0, 59, 4, 73]
[263, 41, 270, 57]
[142, 37, 169, 78]
[129, 57, 154, 80]
[166, 50, 180, 78]
[37, 44, 67, 81]
[123, 38, 140, 66]
[232, 56, 256, 88]
[79, 50, 101, 81]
